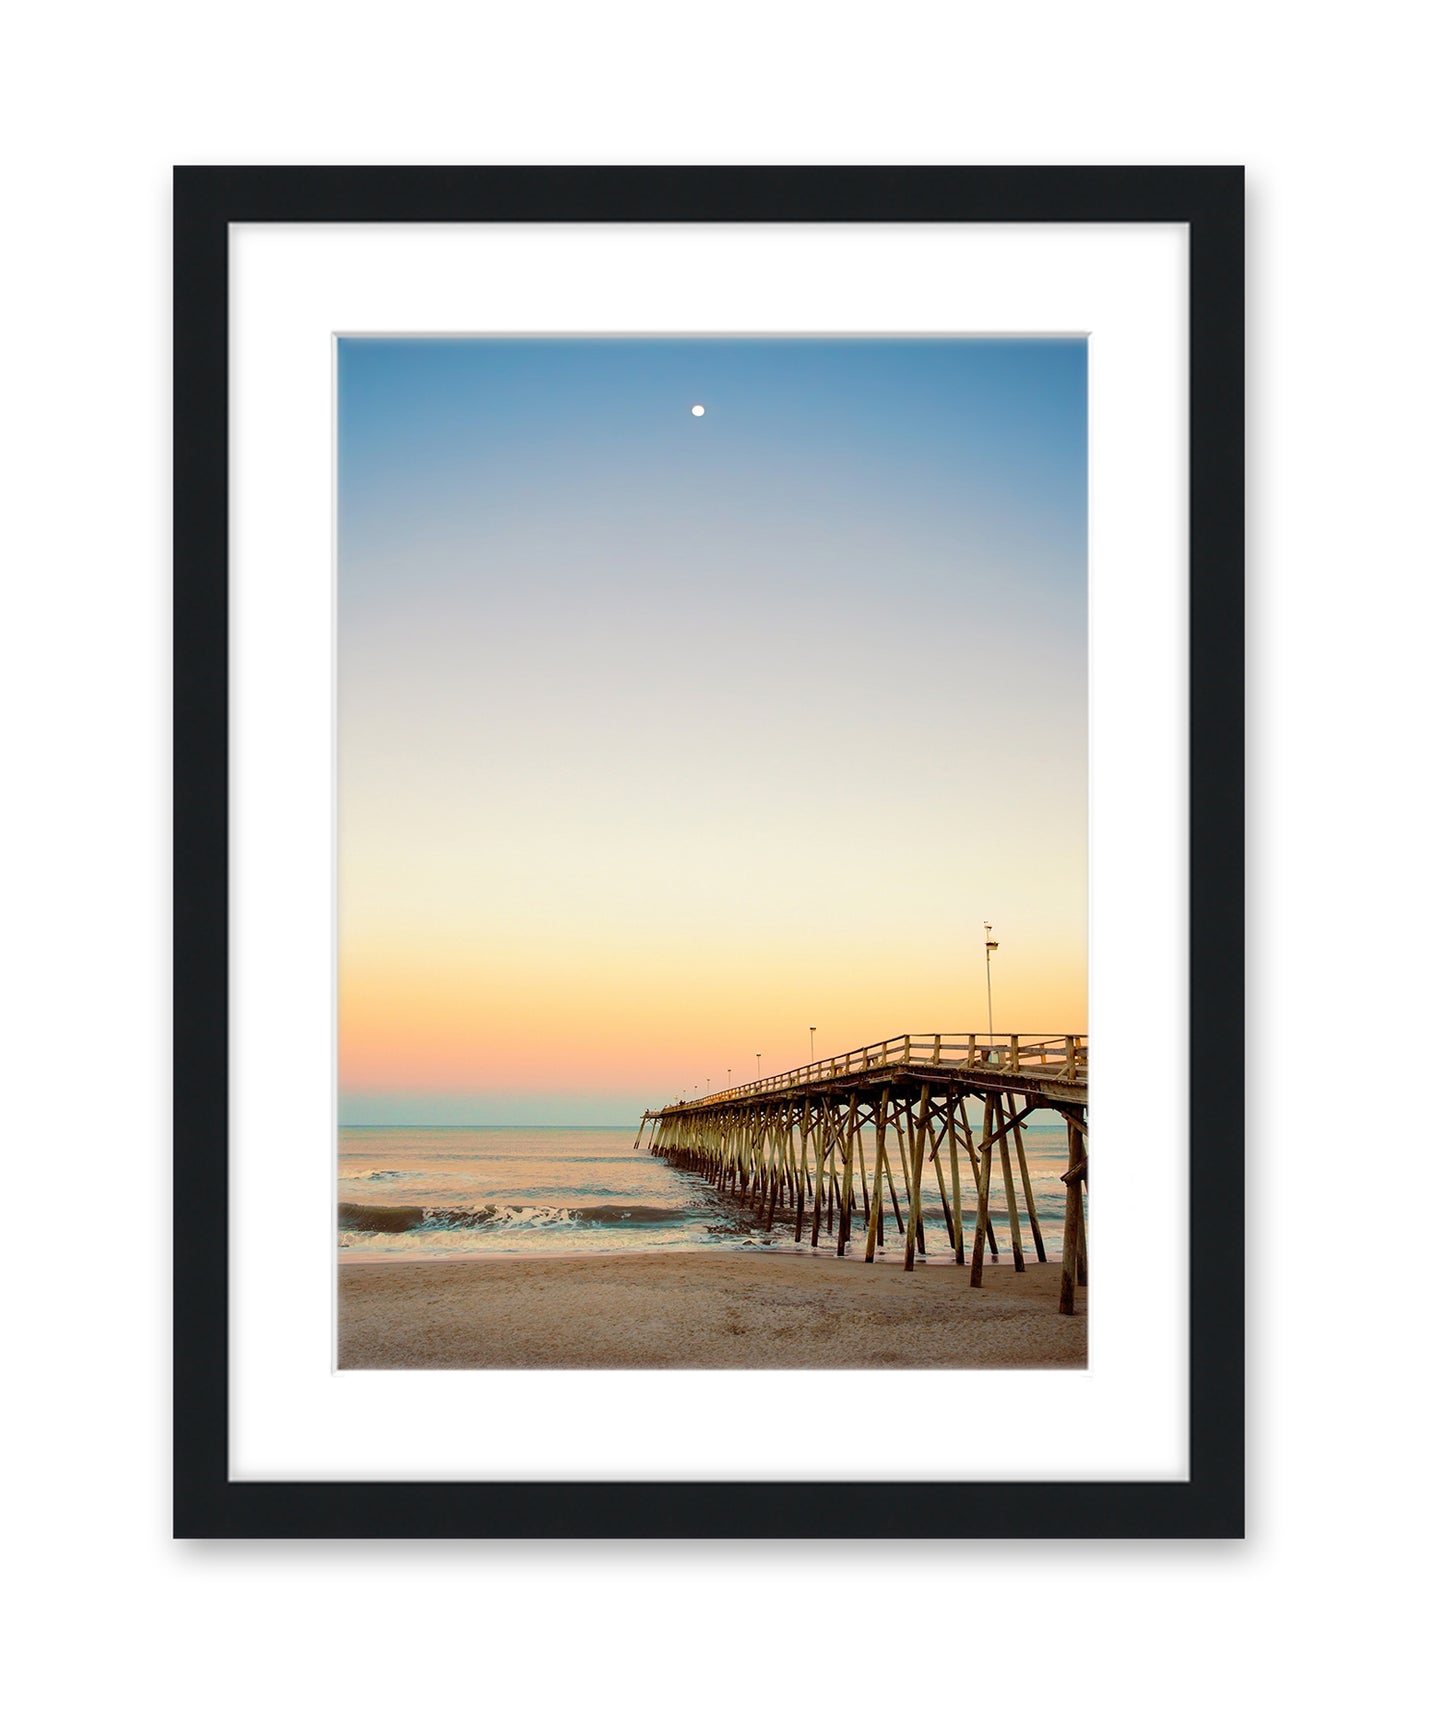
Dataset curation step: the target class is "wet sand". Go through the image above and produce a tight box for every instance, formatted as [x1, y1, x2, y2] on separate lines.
[338, 1249, 1086, 1370]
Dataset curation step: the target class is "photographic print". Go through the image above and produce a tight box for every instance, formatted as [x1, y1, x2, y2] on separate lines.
[175, 165, 1243, 1537]
[335, 334, 1089, 1371]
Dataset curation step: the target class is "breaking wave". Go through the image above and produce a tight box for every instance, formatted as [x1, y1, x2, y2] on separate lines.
[338, 1201, 688, 1235]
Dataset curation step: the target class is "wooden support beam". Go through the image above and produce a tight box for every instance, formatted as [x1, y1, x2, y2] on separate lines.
[1060, 1121, 1086, 1315]
[853, 1104, 872, 1223]
[864, 1087, 890, 1262]
[809, 1097, 829, 1249]
[969, 1095, 995, 1288]
[903, 1084, 931, 1272]
[1075, 1154, 1088, 1287]
[793, 1102, 811, 1243]
[946, 1094, 965, 1265]
[957, 1101, 999, 1257]
[836, 1094, 859, 1257]
[997, 1103, 1027, 1273]
[928, 1114, 958, 1251]
[1007, 1092, 1047, 1263]
[898, 1098, 925, 1258]
[882, 1145, 905, 1234]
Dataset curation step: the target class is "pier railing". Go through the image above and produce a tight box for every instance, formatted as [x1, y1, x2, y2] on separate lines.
[677, 1033, 1086, 1108]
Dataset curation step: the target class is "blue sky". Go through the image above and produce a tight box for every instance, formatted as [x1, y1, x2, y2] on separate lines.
[337, 337, 1088, 1125]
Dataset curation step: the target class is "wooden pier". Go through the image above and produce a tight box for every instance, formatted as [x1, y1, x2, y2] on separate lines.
[637, 1034, 1088, 1314]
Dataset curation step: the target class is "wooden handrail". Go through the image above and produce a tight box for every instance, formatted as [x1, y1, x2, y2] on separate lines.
[656, 1033, 1088, 1111]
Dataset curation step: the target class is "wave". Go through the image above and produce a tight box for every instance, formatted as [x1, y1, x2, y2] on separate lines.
[337, 1201, 688, 1235]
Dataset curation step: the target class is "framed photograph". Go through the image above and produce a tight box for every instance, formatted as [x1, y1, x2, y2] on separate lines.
[174, 166, 1243, 1538]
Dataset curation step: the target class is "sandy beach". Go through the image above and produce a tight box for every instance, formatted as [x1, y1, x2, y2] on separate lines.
[338, 1249, 1086, 1370]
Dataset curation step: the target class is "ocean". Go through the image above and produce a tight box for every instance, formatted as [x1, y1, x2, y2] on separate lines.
[338, 1122, 1080, 1263]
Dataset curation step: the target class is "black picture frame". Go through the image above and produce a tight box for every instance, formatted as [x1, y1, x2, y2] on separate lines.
[174, 165, 1243, 1540]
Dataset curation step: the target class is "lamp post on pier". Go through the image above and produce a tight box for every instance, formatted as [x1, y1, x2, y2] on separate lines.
[809, 1025, 816, 1063]
[983, 922, 998, 1043]
[756, 1052, 762, 1080]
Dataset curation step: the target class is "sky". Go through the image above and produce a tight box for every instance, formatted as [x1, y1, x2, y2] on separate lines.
[337, 337, 1087, 1125]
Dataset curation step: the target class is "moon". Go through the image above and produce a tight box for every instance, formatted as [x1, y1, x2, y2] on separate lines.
[690, 404, 706, 417]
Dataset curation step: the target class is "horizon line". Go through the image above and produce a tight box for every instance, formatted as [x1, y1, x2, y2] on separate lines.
[340, 1123, 638, 1130]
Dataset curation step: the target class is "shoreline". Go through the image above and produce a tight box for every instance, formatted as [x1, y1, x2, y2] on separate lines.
[338, 1248, 1086, 1370]
[337, 1239, 1032, 1267]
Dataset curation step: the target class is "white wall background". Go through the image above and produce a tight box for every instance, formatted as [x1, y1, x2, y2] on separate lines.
[2, 5, 1438, 1731]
